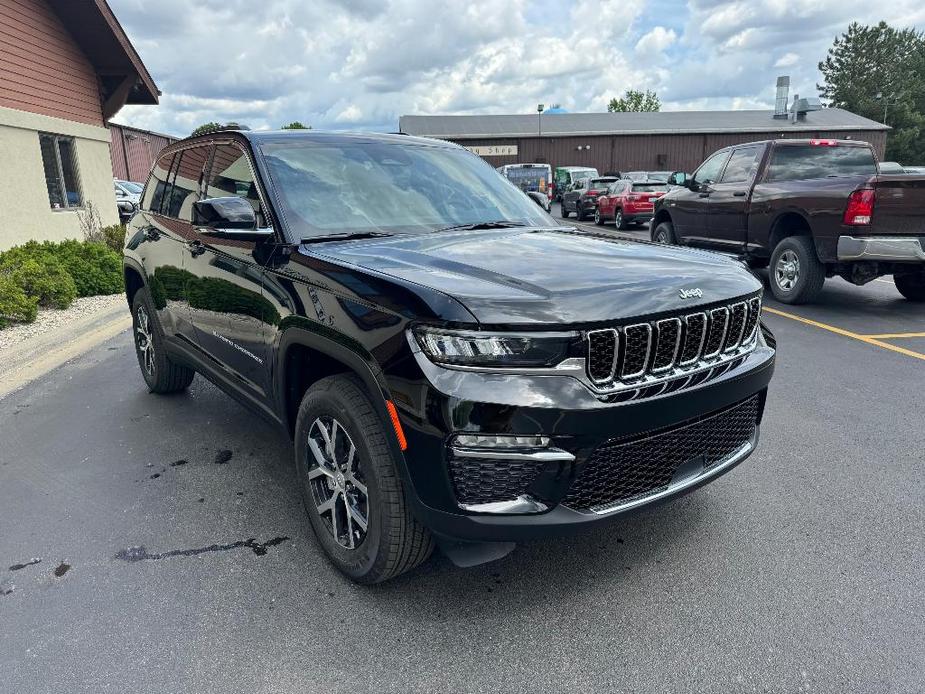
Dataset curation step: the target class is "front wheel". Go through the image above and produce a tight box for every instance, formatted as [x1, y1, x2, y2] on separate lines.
[132, 288, 195, 393]
[894, 270, 925, 301]
[652, 221, 676, 244]
[769, 236, 825, 304]
[593, 208, 604, 225]
[294, 375, 434, 583]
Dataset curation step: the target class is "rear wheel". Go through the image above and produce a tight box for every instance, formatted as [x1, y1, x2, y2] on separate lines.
[294, 375, 434, 583]
[132, 288, 195, 393]
[894, 270, 925, 301]
[652, 221, 676, 244]
[769, 236, 825, 304]
[560, 201, 570, 219]
[575, 202, 586, 221]
[593, 207, 604, 225]
[614, 209, 627, 230]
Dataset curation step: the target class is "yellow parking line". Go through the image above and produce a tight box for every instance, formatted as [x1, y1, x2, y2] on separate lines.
[762, 306, 925, 362]
[860, 332, 925, 339]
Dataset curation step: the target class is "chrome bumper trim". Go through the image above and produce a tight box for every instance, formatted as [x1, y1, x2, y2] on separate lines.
[837, 235, 925, 262]
[460, 495, 549, 514]
[448, 447, 576, 463]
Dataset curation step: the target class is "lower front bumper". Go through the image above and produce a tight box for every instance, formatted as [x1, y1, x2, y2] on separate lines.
[837, 235, 925, 262]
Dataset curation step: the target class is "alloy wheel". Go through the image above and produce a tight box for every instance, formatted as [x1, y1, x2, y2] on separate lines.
[775, 249, 800, 292]
[307, 416, 369, 550]
[594, 209, 601, 224]
[135, 304, 155, 377]
[615, 211, 623, 228]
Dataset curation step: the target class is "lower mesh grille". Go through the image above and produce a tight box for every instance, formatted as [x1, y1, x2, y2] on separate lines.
[448, 457, 542, 506]
[562, 395, 761, 512]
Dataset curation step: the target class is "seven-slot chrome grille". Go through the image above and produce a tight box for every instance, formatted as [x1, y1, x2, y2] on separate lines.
[586, 295, 762, 397]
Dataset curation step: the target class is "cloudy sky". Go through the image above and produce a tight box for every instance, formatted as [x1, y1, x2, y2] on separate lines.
[110, 0, 925, 137]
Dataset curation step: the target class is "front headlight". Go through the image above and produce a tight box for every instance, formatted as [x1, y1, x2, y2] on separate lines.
[413, 326, 578, 367]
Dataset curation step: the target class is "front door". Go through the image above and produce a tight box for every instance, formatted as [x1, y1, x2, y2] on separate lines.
[183, 141, 277, 402]
[705, 145, 763, 252]
[670, 149, 730, 245]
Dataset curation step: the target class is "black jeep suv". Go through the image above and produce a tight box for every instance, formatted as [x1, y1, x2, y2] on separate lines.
[123, 130, 776, 583]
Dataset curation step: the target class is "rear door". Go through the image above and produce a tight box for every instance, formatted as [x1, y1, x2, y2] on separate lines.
[669, 149, 730, 245]
[705, 144, 763, 251]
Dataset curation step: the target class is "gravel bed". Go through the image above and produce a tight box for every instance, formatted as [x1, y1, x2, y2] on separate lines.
[0, 294, 127, 352]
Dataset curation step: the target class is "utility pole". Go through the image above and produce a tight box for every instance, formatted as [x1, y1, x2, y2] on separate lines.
[537, 103, 544, 137]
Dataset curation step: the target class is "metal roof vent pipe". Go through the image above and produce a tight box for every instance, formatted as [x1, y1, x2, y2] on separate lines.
[773, 76, 790, 119]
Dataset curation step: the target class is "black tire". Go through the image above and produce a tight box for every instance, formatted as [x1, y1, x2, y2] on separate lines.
[575, 201, 586, 221]
[652, 221, 676, 244]
[593, 207, 604, 225]
[131, 288, 195, 394]
[894, 270, 925, 301]
[560, 201, 570, 219]
[769, 235, 825, 304]
[294, 375, 434, 583]
[614, 208, 627, 230]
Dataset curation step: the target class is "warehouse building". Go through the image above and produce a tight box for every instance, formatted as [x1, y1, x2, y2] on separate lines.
[399, 107, 888, 175]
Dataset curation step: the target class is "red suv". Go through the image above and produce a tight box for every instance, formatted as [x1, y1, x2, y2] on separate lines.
[596, 180, 668, 229]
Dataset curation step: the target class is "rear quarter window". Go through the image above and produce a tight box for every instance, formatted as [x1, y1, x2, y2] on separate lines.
[766, 145, 877, 182]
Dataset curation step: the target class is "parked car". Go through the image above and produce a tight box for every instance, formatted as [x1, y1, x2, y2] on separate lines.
[595, 180, 668, 229]
[525, 189, 551, 212]
[123, 129, 776, 583]
[560, 176, 618, 221]
[651, 138, 925, 303]
[498, 163, 553, 198]
[553, 166, 598, 201]
[620, 171, 671, 183]
[115, 179, 143, 223]
[878, 161, 906, 174]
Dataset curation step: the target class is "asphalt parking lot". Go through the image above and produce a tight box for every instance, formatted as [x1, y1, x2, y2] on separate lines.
[1, 219, 923, 693]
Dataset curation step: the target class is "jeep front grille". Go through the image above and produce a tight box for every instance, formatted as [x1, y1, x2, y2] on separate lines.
[586, 296, 762, 397]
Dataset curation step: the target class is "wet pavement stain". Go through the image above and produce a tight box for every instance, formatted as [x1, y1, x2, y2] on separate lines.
[115, 536, 289, 563]
[0, 581, 14, 596]
[149, 473, 161, 480]
[214, 449, 233, 465]
[9, 558, 41, 571]
[53, 563, 71, 578]
[170, 459, 188, 467]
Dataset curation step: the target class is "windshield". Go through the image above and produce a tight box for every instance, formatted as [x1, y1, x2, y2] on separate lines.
[632, 183, 668, 192]
[645, 171, 670, 182]
[119, 181, 143, 193]
[260, 141, 551, 238]
[588, 178, 616, 190]
[503, 166, 551, 192]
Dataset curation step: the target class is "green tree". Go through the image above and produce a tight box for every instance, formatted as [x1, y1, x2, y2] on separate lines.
[281, 121, 310, 129]
[607, 89, 661, 113]
[191, 122, 223, 137]
[818, 21, 925, 163]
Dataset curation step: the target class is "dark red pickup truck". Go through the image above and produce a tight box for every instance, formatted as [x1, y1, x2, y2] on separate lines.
[651, 139, 925, 304]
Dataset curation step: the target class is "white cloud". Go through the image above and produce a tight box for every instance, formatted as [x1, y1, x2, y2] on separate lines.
[108, 0, 925, 136]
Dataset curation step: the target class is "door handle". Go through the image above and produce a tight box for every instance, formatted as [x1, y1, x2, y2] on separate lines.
[187, 240, 206, 257]
[733, 191, 747, 197]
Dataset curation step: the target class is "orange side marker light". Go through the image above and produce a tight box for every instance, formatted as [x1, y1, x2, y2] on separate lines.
[385, 400, 408, 451]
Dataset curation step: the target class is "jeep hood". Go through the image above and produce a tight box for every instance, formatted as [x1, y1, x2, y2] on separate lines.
[314, 227, 762, 325]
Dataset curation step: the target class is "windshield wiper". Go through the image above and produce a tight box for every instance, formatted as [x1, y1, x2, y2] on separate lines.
[300, 231, 392, 244]
[435, 220, 527, 232]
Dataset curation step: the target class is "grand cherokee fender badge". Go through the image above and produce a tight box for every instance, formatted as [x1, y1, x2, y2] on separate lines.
[679, 288, 703, 299]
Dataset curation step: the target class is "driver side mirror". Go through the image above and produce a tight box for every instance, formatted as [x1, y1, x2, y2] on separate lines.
[667, 171, 689, 187]
[192, 197, 273, 240]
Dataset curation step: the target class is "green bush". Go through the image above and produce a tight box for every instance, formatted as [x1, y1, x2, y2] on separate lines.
[50, 240, 123, 297]
[8, 257, 77, 309]
[86, 224, 127, 253]
[0, 275, 38, 328]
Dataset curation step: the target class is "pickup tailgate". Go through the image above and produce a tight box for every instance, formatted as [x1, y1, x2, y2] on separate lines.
[871, 175, 925, 235]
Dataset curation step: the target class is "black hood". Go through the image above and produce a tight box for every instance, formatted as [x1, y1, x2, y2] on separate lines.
[312, 227, 762, 325]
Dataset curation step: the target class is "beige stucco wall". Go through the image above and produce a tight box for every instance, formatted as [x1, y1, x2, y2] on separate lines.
[0, 105, 120, 251]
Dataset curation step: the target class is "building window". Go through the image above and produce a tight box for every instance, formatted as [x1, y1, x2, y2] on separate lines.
[39, 133, 82, 209]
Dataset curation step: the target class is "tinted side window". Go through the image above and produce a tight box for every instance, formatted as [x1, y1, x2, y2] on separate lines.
[166, 146, 211, 220]
[143, 152, 174, 213]
[206, 144, 262, 221]
[693, 151, 730, 185]
[766, 145, 878, 182]
[720, 146, 761, 184]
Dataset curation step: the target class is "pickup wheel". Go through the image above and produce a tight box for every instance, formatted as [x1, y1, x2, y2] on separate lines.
[652, 221, 676, 244]
[131, 288, 195, 393]
[294, 375, 434, 583]
[894, 270, 925, 301]
[769, 236, 825, 304]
